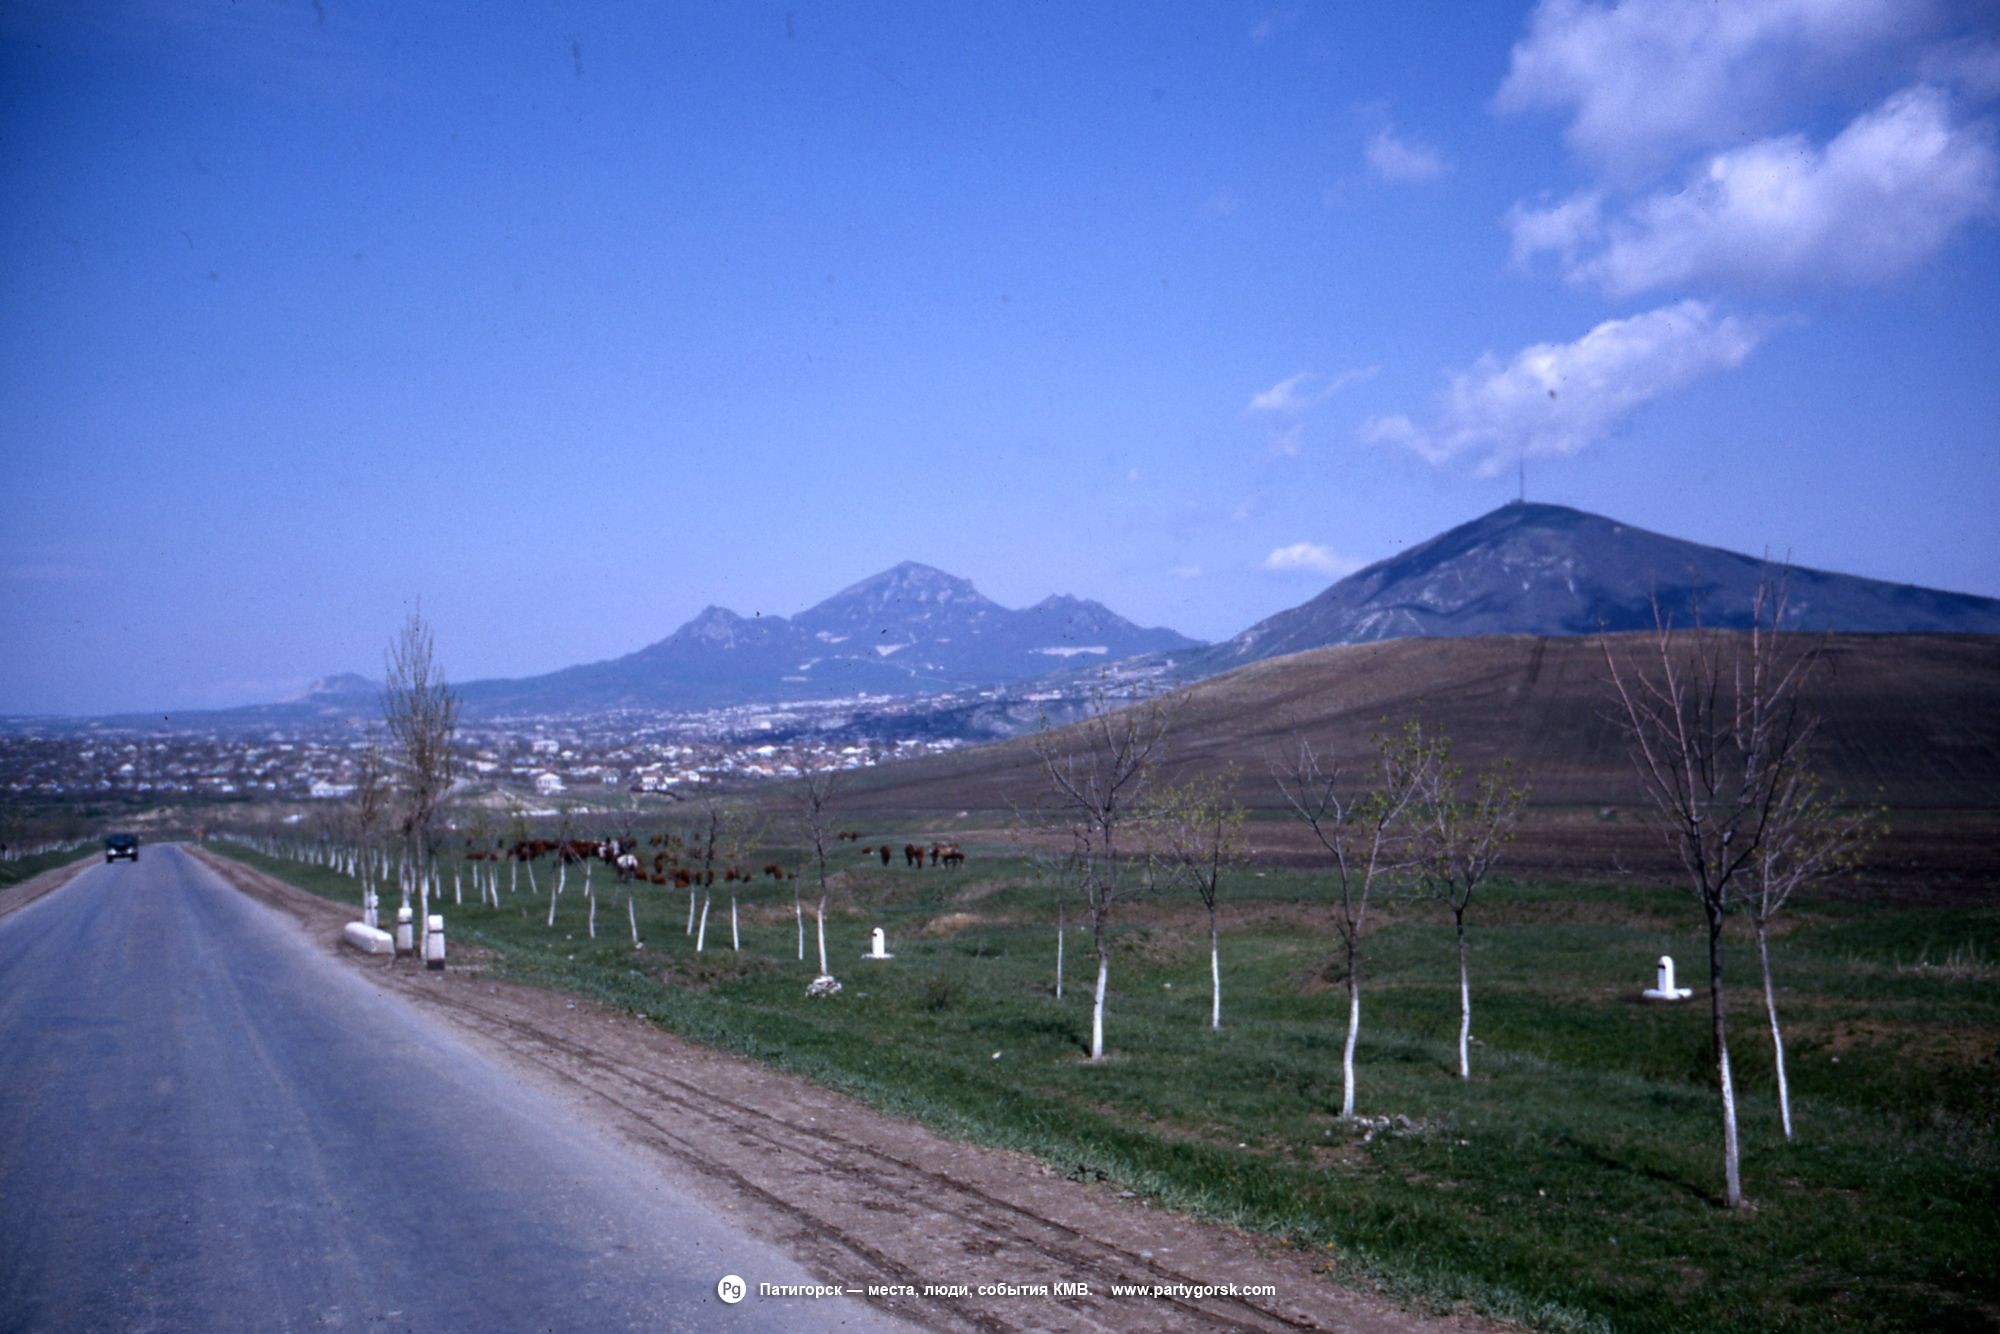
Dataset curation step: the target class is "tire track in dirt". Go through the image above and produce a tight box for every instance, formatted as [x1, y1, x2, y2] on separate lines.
[441, 995, 1306, 1332]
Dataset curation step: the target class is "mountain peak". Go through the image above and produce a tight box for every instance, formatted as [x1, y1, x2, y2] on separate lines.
[805, 561, 996, 618]
[1198, 501, 2000, 671]
[294, 673, 375, 701]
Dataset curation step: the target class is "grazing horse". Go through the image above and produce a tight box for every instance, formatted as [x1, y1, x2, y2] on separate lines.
[939, 844, 964, 869]
[904, 843, 923, 868]
[879, 845, 892, 867]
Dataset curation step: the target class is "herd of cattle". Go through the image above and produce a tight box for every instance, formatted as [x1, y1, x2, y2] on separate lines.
[463, 832, 965, 890]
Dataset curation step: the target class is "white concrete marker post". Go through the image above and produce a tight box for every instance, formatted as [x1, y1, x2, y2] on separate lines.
[342, 921, 395, 955]
[863, 927, 892, 960]
[424, 915, 445, 970]
[395, 905, 414, 958]
[363, 889, 379, 931]
[1642, 954, 1693, 1001]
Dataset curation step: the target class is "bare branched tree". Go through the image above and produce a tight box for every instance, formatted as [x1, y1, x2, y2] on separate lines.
[1033, 690, 1173, 1061]
[1411, 727, 1530, 1080]
[796, 766, 839, 980]
[1275, 720, 1435, 1120]
[381, 604, 460, 962]
[1599, 572, 1823, 1208]
[1154, 770, 1246, 1031]
[1749, 771, 1880, 1141]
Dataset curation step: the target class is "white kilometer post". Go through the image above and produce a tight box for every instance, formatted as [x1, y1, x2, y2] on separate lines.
[1642, 954, 1693, 1001]
[395, 905, 414, 957]
[424, 915, 446, 970]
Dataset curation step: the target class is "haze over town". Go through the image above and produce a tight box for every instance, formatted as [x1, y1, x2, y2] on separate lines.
[5, 1, 1997, 716]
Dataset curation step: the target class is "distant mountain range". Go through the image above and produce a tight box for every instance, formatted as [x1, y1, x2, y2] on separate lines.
[450, 561, 1200, 715]
[1192, 502, 2000, 675]
[23, 503, 2000, 731]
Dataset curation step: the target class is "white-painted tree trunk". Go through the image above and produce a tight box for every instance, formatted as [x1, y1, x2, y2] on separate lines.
[453, 864, 462, 906]
[1090, 949, 1108, 1061]
[1209, 917, 1221, 1031]
[1709, 915, 1744, 1207]
[816, 898, 829, 977]
[628, 893, 640, 947]
[587, 890, 596, 939]
[1456, 913, 1471, 1080]
[1055, 903, 1065, 1001]
[696, 894, 711, 952]
[1341, 939, 1361, 1119]
[795, 897, 804, 961]
[417, 853, 430, 973]
[686, 890, 696, 934]
[547, 875, 560, 927]
[1756, 922, 1794, 1141]
[730, 896, 740, 952]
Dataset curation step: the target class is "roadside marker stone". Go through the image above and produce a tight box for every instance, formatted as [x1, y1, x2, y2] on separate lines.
[1642, 954, 1693, 1002]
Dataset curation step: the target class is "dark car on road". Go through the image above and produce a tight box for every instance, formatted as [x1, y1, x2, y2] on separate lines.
[104, 833, 139, 863]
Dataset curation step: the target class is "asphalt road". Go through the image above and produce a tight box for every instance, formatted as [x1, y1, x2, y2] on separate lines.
[0, 845, 894, 1332]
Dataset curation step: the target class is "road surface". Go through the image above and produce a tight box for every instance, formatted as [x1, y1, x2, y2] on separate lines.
[0, 844, 894, 1332]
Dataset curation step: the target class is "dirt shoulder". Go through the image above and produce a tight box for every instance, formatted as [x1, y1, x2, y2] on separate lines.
[0, 855, 96, 922]
[191, 845, 1504, 1334]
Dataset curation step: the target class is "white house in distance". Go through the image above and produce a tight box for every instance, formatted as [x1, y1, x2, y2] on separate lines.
[534, 771, 566, 796]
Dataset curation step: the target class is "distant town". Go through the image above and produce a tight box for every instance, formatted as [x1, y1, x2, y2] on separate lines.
[0, 696, 987, 813]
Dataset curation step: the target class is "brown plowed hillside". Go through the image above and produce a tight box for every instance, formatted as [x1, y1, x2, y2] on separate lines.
[826, 633, 2000, 889]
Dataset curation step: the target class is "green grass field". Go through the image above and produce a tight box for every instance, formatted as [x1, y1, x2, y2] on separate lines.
[0, 844, 96, 892]
[216, 838, 1998, 1332]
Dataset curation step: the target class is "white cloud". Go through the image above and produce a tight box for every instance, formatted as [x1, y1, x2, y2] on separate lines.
[1170, 564, 1203, 581]
[1246, 367, 1375, 416]
[1505, 191, 1603, 269]
[1513, 86, 1999, 295]
[1364, 125, 1449, 182]
[1495, 0, 1928, 172]
[1245, 367, 1376, 457]
[1362, 300, 1770, 474]
[1261, 543, 1364, 578]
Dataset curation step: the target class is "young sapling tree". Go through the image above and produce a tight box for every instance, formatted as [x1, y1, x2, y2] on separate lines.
[1411, 730, 1530, 1079]
[1274, 722, 1434, 1120]
[1600, 574, 1823, 1208]
[1034, 690, 1173, 1061]
[1749, 771, 1879, 1140]
[1155, 772, 1247, 1031]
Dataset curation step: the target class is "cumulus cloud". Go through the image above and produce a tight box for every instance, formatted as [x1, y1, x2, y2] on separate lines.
[1495, 0, 1928, 172]
[1364, 125, 1449, 182]
[1505, 191, 1603, 269]
[1261, 543, 1364, 578]
[1512, 86, 1999, 295]
[1362, 300, 1769, 474]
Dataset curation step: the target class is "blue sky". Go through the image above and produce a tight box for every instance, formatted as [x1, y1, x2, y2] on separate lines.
[4, 1, 1997, 714]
